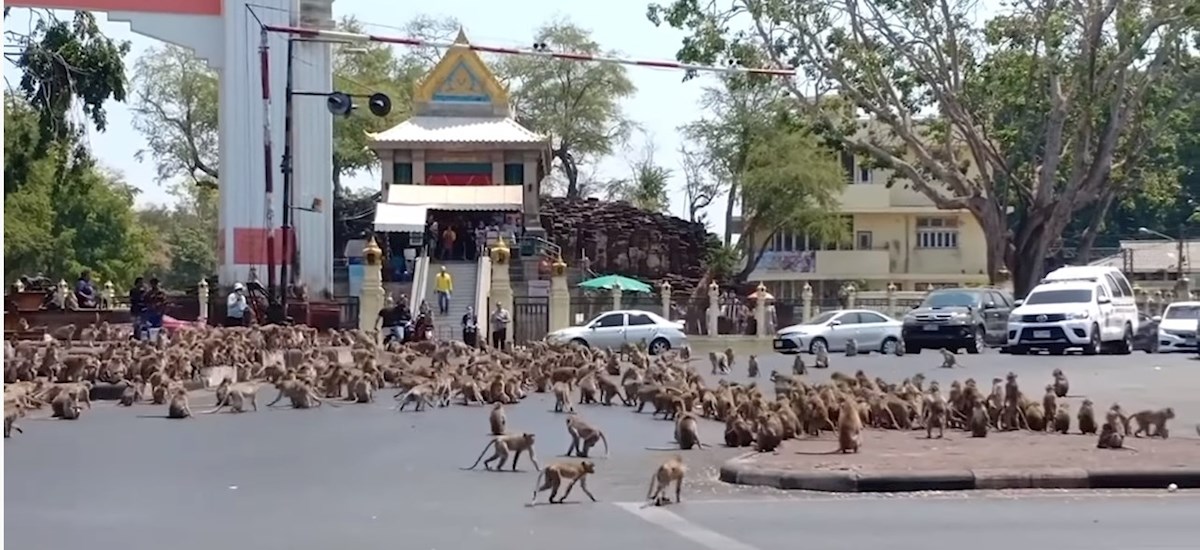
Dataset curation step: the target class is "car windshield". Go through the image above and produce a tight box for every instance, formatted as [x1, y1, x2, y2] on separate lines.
[922, 291, 980, 308]
[1164, 305, 1200, 320]
[1024, 289, 1093, 305]
[805, 311, 839, 325]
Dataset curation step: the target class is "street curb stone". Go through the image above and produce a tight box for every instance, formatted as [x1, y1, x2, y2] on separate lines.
[721, 458, 1200, 492]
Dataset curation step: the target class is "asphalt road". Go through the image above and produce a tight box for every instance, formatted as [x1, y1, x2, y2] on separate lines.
[5, 348, 1198, 550]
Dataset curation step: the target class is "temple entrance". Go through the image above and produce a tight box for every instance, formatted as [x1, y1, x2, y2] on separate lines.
[426, 210, 523, 262]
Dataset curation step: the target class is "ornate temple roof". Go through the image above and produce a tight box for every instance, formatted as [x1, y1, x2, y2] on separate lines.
[369, 115, 544, 145]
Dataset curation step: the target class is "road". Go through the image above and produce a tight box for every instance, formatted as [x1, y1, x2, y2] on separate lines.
[5, 348, 1198, 550]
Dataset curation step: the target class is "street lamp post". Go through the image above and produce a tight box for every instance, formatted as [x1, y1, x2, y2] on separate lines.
[1138, 226, 1187, 282]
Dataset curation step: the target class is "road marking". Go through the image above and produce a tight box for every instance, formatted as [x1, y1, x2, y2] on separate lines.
[612, 502, 762, 550]
[661, 490, 1197, 506]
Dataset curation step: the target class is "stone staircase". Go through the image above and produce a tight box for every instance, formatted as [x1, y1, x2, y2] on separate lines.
[424, 261, 478, 341]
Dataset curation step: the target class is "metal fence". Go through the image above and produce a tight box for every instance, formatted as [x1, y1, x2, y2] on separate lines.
[513, 296, 549, 343]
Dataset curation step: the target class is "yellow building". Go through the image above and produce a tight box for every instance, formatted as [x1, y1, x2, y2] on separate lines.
[739, 148, 989, 302]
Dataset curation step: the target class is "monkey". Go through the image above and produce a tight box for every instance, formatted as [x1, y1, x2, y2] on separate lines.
[1096, 422, 1136, 451]
[530, 461, 597, 505]
[836, 398, 862, 453]
[674, 412, 704, 450]
[923, 389, 947, 439]
[1051, 368, 1069, 398]
[747, 354, 759, 378]
[5, 402, 25, 438]
[814, 345, 830, 369]
[844, 338, 859, 357]
[723, 348, 735, 374]
[939, 348, 959, 368]
[708, 351, 720, 375]
[792, 354, 807, 375]
[1077, 399, 1098, 435]
[647, 455, 686, 505]
[463, 432, 540, 472]
[894, 339, 906, 356]
[969, 401, 989, 438]
[201, 382, 260, 414]
[1107, 403, 1130, 435]
[565, 414, 609, 458]
[1129, 408, 1175, 439]
[1053, 403, 1071, 434]
[51, 389, 83, 420]
[1042, 385, 1057, 432]
[489, 402, 507, 435]
[117, 380, 143, 407]
[552, 382, 572, 413]
[167, 388, 192, 419]
[394, 384, 435, 412]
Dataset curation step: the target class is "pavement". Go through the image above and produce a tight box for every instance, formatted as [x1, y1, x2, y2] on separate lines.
[5, 347, 1200, 549]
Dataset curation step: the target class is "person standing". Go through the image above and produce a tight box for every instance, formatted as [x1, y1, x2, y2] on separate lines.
[434, 266, 453, 315]
[461, 305, 478, 347]
[128, 277, 147, 327]
[75, 271, 97, 308]
[490, 302, 510, 350]
[225, 283, 251, 327]
[441, 225, 457, 261]
[142, 278, 167, 341]
[377, 300, 404, 343]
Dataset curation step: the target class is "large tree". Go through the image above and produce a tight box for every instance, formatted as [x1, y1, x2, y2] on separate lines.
[649, 0, 1199, 296]
[130, 44, 219, 184]
[4, 9, 129, 195]
[138, 182, 219, 288]
[497, 19, 637, 198]
[678, 145, 721, 227]
[5, 95, 152, 284]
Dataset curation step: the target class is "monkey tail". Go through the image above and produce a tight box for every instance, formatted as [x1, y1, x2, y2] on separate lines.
[530, 469, 547, 502]
[646, 472, 658, 500]
[600, 431, 610, 457]
[200, 395, 231, 415]
[462, 439, 495, 470]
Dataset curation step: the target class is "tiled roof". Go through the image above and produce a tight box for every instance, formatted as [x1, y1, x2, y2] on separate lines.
[1090, 239, 1200, 272]
[368, 116, 546, 144]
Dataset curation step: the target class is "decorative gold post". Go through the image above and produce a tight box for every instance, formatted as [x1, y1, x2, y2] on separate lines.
[358, 236, 386, 334]
[549, 256, 570, 332]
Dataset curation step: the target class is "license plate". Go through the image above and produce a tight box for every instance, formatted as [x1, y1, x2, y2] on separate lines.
[773, 340, 785, 349]
[1033, 330, 1051, 339]
[923, 324, 939, 331]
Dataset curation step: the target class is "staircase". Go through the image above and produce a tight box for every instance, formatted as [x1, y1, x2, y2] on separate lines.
[424, 261, 478, 341]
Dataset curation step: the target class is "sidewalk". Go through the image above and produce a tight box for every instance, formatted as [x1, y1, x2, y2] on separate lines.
[720, 430, 1200, 492]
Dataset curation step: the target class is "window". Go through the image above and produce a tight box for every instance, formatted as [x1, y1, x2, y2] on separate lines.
[592, 313, 625, 328]
[1102, 273, 1124, 297]
[394, 163, 413, 185]
[769, 216, 855, 252]
[1113, 272, 1134, 297]
[856, 312, 888, 324]
[504, 163, 524, 185]
[987, 291, 1012, 308]
[628, 313, 655, 326]
[916, 217, 959, 249]
[833, 312, 862, 325]
[922, 290, 982, 308]
[856, 231, 873, 250]
[1023, 288, 1094, 305]
[859, 166, 871, 183]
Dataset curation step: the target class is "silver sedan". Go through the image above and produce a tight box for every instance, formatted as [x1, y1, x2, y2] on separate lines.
[773, 309, 903, 355]
[545, 309, 688, 355]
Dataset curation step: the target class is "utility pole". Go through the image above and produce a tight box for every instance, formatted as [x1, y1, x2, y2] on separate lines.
[1177, 224, 1186, 281]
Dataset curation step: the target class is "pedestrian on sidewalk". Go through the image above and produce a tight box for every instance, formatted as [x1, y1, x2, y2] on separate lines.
[434, 266, 453, 314]
[491, 302, 510, 351]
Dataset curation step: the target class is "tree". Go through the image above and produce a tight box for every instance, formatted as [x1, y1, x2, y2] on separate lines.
[497, 19, 637, 198]
[603, 137, 672, 213]
[138, 182, 219, 288]
[4, 95, 151, 284]
[130, 44, 219, 184]
[678, 146, 720, 226]
[4, 9, 129, 194]
[649, 0, 1200, 296]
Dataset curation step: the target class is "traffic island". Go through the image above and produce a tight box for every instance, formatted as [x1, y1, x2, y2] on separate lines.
[719, 430, 1200, 492]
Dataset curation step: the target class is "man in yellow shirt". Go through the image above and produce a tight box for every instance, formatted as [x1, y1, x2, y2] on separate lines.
[434, 266, 453, 315]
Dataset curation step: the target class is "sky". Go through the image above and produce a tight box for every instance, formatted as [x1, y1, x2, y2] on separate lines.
[4, 0, 732, 235]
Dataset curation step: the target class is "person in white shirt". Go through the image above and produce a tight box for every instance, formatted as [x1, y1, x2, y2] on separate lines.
[226, 282, 250, 327]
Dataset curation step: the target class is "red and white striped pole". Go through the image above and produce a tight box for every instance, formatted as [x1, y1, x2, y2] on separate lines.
[262, 24, 796, 77]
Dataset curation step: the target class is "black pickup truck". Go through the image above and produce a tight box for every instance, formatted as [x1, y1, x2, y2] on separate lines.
[900, 287, 1014, 354]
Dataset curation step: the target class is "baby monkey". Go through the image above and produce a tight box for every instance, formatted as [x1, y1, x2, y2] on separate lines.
[530, 460, 598, 505]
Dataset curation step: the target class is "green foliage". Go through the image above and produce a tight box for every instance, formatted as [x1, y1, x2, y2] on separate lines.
[130, 44, 219, 183]
[4, 10, 129, 194]
[4, 96, 150, 284]
[138, 183, 219, 289]
[603, 139, 672, 213]
[648, 0, 1199, 295]
[702, 236, 740, 282]
[497, 19, 637, 198]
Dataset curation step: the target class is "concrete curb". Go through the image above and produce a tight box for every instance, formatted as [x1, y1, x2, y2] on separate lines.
[720, 457, 1200, 492]
[89, 380, 207, 401]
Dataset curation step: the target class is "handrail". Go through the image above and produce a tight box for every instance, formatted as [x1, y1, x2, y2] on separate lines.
[410, 245, 431, 307]
[518, 235, 562, 259]
[475, 257, 492, 345]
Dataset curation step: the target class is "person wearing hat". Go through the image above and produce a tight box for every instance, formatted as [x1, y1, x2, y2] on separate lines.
[226, 282, 250, 327]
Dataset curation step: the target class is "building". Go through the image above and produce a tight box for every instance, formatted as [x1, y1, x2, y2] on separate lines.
[736, 130, 989, 302]
[1090, 239, 1200, 287]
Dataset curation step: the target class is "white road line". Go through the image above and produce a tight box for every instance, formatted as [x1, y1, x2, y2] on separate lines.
[653, 490, 1196, 506]
[612, 502, 763, 550]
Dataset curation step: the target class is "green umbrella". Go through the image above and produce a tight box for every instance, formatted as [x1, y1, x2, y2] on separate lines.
[578, 274, 653, 293]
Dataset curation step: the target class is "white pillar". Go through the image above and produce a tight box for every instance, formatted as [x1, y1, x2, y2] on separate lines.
[660, 281, 672, 320]
[706, 281, 719, 337]
[755, 282, 769, 338]
[611, 286, 622, 311]
[198, 279, 210, 322]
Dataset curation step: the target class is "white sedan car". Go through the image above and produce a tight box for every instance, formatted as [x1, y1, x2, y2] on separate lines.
[773, 309, 903, 355]
[1154, 301, 1200, 353]
[545, 309, 688, 355]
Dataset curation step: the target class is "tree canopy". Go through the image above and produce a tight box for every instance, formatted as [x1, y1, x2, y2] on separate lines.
[649, 0, 1200, 295]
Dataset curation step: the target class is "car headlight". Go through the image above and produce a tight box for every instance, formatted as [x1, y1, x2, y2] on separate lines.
[1068, 311, 1090, 320]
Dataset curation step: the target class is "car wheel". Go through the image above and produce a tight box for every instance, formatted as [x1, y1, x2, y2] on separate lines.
[649, 338, 670, 355]
[1114, 324, 1133, 355]
[571, 338, 589, 348]
[904, 342, 921, 354]
[880, 337, 899, 355]
[1082, 324, 1101, 356]
[966, 326, 985, 354]
[1009, 345, 1029, 355]
[809, 337, 828, 356]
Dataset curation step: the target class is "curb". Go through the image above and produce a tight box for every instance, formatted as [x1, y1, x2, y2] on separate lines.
[720, 457, 1200, 493]
[89, 380, 207, 401]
